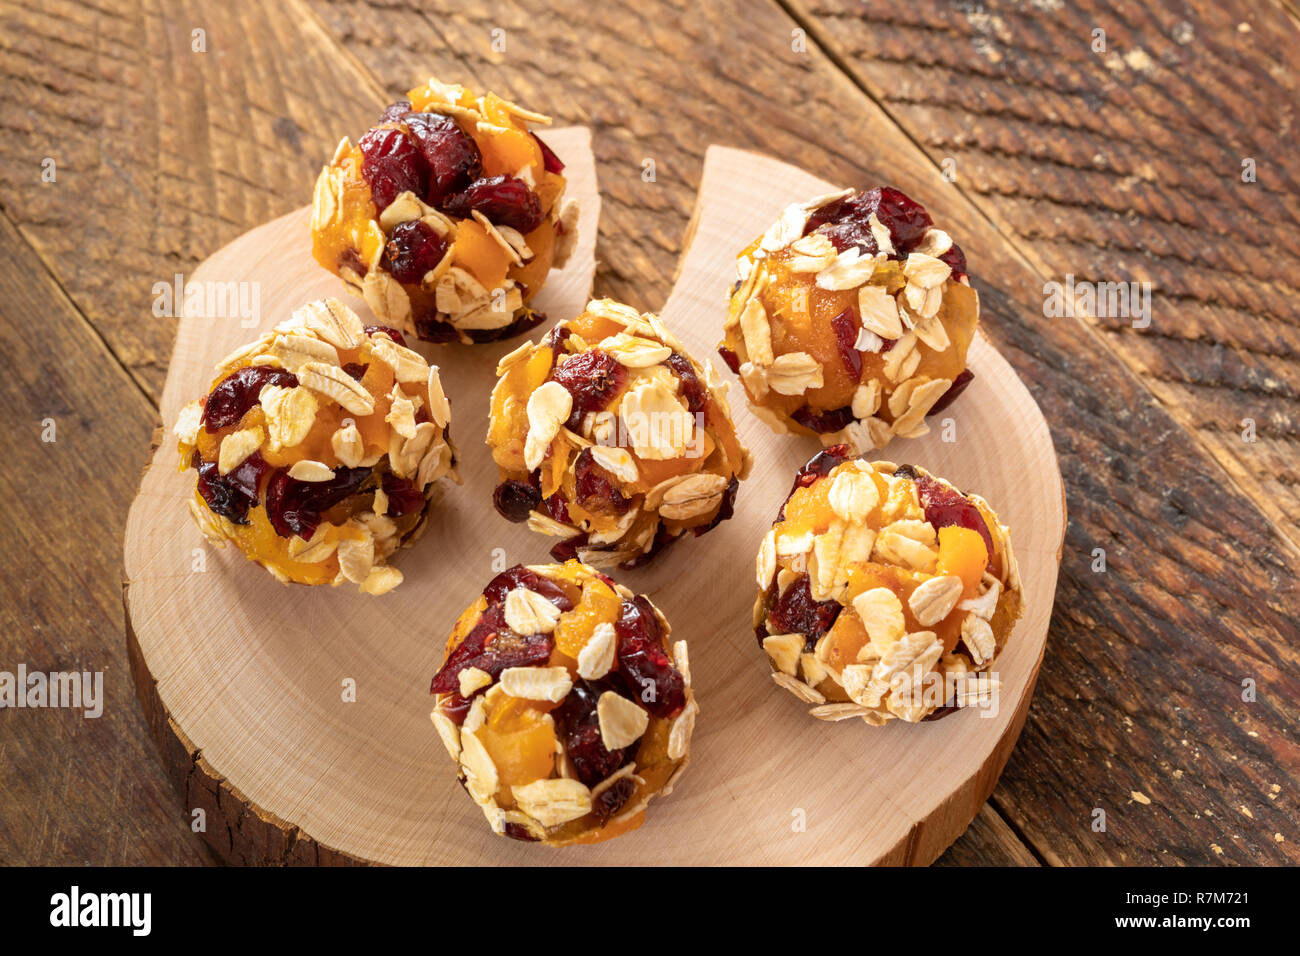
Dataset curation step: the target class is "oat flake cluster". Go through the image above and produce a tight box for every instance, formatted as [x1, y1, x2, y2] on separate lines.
[175, 299, 456, 594]
[719, 186, 979, 453]
[487, 298, 751, 569]
[754, 446, 1021, 725]
[429, 561, 695, 846]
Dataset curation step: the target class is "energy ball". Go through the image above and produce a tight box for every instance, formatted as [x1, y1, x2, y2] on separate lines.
[311, 77, 579, 344]
[753, 445, 1021, 725]
[719, 186, 979, 453]
[429, 561, 696, 846]
[174, 299, 457, 594]
[487, 298, 752, 569]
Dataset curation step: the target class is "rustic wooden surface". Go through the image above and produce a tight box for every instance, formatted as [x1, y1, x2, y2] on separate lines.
[1, 0, 1296, 865]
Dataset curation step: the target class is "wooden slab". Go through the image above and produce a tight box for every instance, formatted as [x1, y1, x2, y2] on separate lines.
[123, 138, 1064, 865]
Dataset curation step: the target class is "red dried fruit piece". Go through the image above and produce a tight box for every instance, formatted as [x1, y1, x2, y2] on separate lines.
[790, 404, 855, 434]
[939, 244, 967, 280]
[549, 534, 586, 563]
[403, 112, 482, 206]
[767, 574, 842, 651]
[665, 352, 707, 414]
[717, 346, 741, 375]
[202, 365, 298, 433]
[543, 491, 573, 526]
[805, 186, 934, 257]
[442, 175, 543, 232]
[492, 479, 542, 522]
[481, 565, 575, 612]
[359, 125, 428, 212]
[908, 471, 995, 558]
[341, 362, 368, 381]
[556, 679, 627, 787]
[380, 472, 424, 518]
[873, 186, 933, 253]
[573, 448, 631, 515]
[592, 776, 636, 823]
[193, 450, 272, 525]
[377, 99, 411, 124]
[550, 349, 626, 426]
[614, 596, 685, 719]
[531, 132, 565, 174]
[382, 219, 448, 284]
[264, 465, 372, 539]
[503, 822, 540, 842]
[439, 692, 473, 725]
[830, 308, 863, 381]
[363, 324, 409, 347]
[429, 604, 554, 694]
[927, 368, 974, 416]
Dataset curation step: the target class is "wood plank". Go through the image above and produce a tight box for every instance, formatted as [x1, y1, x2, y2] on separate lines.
[936, 805, 1042, 867]
[0, 213, 210, 865]
[789, 0, 1300, 551]
[0, 0, 387, 399]
[306, 0, 1300, 864]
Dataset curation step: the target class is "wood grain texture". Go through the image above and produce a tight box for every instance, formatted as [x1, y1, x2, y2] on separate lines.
[0, 213, 211, 865]
[0, 0, 386, 399]
[121, 146, 1063, 865]
[307, 0, 1300, 864]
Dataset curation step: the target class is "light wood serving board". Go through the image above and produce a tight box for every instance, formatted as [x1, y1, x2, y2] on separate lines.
[124, 137, 1065, 866]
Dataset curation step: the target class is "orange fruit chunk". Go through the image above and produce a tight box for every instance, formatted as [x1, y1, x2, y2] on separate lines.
[820, 610, 867, 671]
[479, 697, 556, 789]
[554, 577, 621, 658]
[778, 479, 835, 537]
[452, 218, 512, 290]
[937, 526, 988, 598]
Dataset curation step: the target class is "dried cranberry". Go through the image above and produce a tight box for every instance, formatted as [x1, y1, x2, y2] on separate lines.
[380, 472, 424, 518]
[338, 247, 368, 280]
[873, 186, 933, 253]
[665, 352, 708, 414]
[202, 366, 298, 432]
[492, 479, 541, 522]
[767, 575, 842, 651]
[503, 822, 540, 842]
[556, 680, 626, 786]
[573, 448, 631, 515]
[442, 175, 543, 232]
[592, 776, 636, 823]
[531, 132, 565, 174]
[264, 465, 372, 538]
[550, 349, 626, 426]
[614, 597, 685, 719]
[543, 324, 572, 353]
[429, 604, 553, 694]
[791, 404, 855, 434]
[927, 368, 974, 416]
[543, 491, 573, 526]
[341, 362, 368, 381]
[382, 219, 448, 284]
[549, 534, 586, 562]
[363, 324, 408, 347]
[481, 565, 574, 612]
[404, 112, 482, 206]
[939, 244, 968, 280]
[912, 473, 995, 559]
[830, 308, 862, 381]
[806, 186, 934, 258]
[359, 125, 427, 211]
[717, 346, 741, 375]
[193, 450, 271, 525]
[439, 693, 473, 725]
[377, 99, 411, 124]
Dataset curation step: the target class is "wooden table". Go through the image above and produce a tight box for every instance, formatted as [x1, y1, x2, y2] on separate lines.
[1, 0, 1295, 866]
